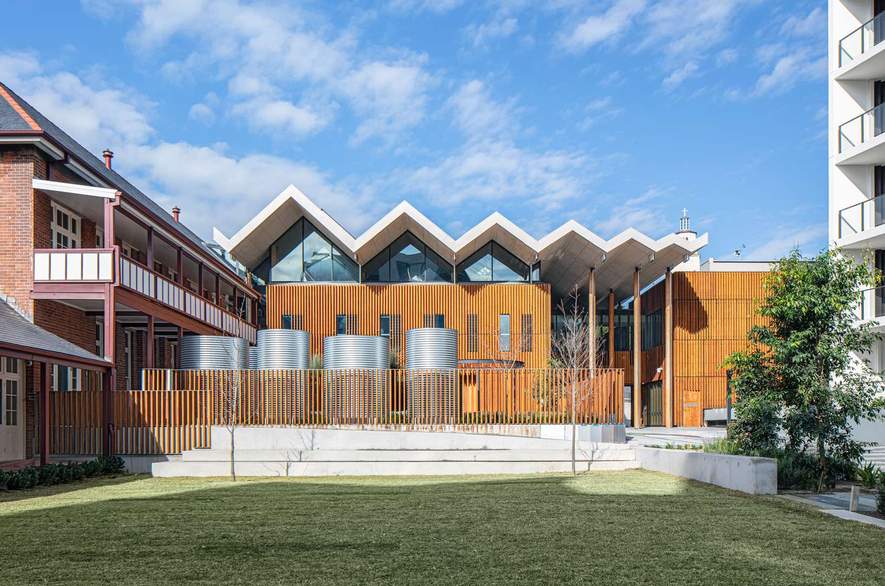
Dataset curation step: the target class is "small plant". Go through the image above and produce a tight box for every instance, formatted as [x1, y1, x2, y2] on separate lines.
[0, 457, 126, 492]
[703, 438, 743, 455]
[98, 455, 125, 474]
[878, 477, 885, 515]
[856, 462, 880, 489]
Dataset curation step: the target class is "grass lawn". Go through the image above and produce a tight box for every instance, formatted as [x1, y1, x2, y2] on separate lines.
[1, 471, 883, 585]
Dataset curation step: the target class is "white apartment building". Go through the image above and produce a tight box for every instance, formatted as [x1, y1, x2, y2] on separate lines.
[830, 0, 885, 443]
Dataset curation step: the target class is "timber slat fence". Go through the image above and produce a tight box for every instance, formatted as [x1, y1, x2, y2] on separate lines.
[50, 368, 624, 455]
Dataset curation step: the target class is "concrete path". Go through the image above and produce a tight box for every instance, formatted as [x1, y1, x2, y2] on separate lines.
[780, 492, 885, 529]
[626, 427, 726, 447]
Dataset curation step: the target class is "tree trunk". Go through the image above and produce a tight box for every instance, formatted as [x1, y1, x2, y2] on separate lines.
[571, 373, 576, 476]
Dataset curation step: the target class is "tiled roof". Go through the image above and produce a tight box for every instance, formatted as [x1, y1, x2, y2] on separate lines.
[0, 82, 243, 280]
[0, 299, 108, 367]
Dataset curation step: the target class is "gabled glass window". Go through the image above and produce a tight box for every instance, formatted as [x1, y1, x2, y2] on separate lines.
[456, 241, 532, 283]
[362, 231, 453, 283]
[269, 218, 357, 283]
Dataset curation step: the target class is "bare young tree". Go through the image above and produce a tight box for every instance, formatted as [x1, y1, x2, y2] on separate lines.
[216, 344, 245, 481]
[551, 285, 608, 474]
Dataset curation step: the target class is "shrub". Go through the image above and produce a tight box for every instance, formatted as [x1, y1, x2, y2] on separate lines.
[98, 455, 125, 474]
[703, 437, 744, 456]
[857, 462, 880, 489]
[878, 477, 885, 515]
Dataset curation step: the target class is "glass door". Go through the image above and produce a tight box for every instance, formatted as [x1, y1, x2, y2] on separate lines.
[0, 357, 25, 462]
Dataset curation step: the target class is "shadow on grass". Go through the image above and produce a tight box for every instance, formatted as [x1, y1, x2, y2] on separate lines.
[1, 471, 883, 585]
[0, 474, 142, 504]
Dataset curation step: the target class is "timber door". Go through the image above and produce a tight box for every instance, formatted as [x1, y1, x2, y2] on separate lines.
[682, 389, 702, 428]
[641, 382, 663, 427]
[0, 357, 25, 462]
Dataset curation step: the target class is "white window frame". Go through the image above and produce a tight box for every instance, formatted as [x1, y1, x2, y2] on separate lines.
[2, 357, 21, 426]
[52, 364, 82, 392]
[51, 201, 81, 249]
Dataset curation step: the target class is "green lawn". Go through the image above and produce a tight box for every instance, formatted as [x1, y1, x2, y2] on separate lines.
[1, 471, 883, 585]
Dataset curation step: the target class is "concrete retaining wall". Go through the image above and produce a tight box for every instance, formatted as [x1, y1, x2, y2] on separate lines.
[635, 447, 777, 495]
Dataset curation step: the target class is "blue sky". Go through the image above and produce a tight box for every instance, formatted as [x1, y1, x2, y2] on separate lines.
[0, 1, 827, 260]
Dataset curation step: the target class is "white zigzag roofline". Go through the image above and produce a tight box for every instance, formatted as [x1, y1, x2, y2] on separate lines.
[214, 184, 707, 267]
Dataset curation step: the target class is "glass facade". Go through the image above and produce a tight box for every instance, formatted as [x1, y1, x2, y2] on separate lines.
[267, 219, 357, 283]
[456, 241, 532, 283]
[362, 231, 453, 283]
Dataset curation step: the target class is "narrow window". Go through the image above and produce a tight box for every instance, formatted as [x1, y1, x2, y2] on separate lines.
[380, 315, 391, 338]
[498, 314, 511, 353]
[520, 314, 533, 352]
[434, 314, 445, 328]
[5, 378, 18, 426]
[467, 314, 478, 353]
[336, 314, 347, 335]
[281, 314, 294, 329]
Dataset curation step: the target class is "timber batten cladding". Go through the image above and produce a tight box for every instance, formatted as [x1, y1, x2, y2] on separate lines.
[266, 282, 552, 368]
[670, 271, 767, 425]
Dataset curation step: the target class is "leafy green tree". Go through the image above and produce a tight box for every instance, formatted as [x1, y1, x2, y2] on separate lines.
[725, 250, 885, 491]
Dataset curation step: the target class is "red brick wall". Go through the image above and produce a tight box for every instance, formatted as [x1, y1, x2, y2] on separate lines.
[33, 300, 97, 354]
[0, 146, 44, 315]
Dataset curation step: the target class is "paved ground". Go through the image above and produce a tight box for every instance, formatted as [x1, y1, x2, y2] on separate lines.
[626, 426, 726, 447]
[781, 491, 885, 530]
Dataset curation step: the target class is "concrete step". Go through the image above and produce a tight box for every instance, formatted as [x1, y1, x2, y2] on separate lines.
[152, 458, 639, 478]
[211, 427, 578, 451]
[180, 446, 636, 463]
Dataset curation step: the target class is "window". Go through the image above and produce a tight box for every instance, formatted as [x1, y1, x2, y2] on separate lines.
[498, 314, 511, 352]
[467, 314, 478, 353]
[281, 314, 293, 329]
[423, 314, 445, 328]
[456, 241, 531, 283]
[336, 314, 347, 335]
[641, 309, 663, 350]
[95, 227, 104, 248]
[270, 218, 357, 283]
[51, 202, 81, 249]
[379, 315, 391, 338]
[362, 231, 453, 283]
[96, 320, 104, 358]
[4, 378, 17, 426]
[520, 314, 533, 352]
[52, 365, 81, 392]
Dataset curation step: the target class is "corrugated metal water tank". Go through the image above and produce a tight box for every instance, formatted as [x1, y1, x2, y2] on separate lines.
[179, 335, 248, 369]
[248, 346, 258, 369]
[257, 329, 310, 369]
[406, 328, 458, 421]
[323, 335, 389, 421]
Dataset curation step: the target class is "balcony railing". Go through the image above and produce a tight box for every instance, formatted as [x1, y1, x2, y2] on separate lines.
[858, 286, 885, 320]
[839, 12, 885, 67]
[33, 248, 115, 282]
[838, 103, 885, 154]
[119, 256, 256, 343]
[837, 194, 885, 238]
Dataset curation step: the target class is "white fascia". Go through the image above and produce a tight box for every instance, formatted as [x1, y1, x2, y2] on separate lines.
[454, 211, 540, 262]
[32, 178, 117, 200]
[353, 201, 457, 261]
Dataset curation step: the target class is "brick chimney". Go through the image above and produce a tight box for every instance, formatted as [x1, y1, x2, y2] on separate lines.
[102, 149, 113, 169]
[172, 206, 180, 222]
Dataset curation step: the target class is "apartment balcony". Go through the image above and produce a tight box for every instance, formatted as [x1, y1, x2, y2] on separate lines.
[857, 286, 885, 330]
[32, 249, 256, 343]
[836, 12, 885, 81]
[835, 194, 885, 248]
[835, 103, 885, 165]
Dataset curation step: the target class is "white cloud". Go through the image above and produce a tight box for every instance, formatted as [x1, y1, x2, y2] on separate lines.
[341, 59, 434, 145]
[446, 80, 516, 140]
[594, 187, 671, 236]
[121, 142, 375, 237]
[188, 102, 215, 125]
[231, 98, 331, 137]
[559, 0, 646, 52]
[716, 48, 738, 66]
[662, 62, 699, 90]
[781, 6, 825, 39]
[117, 0, 433, 145]
[0, 51, 153, 152]
[752, 49, 826, 96]
[387, 0, 464, 13]
[464, 17, 519, 48]
[580, 96, 622, 129]
[744, 224, 827, 260]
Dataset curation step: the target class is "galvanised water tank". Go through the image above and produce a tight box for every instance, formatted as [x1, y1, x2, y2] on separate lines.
[323, 335, 389, 422]
[248, 346, 259, 369]
[179, 335, 248, 370]
[257, 329, 310, 369]
[406, 328, 458, 422]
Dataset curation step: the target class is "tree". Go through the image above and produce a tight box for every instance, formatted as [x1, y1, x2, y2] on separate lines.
[725, 250, 885, 491]
[551, 285, 608, 475]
